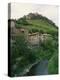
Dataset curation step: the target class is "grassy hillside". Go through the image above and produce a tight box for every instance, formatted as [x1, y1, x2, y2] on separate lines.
[27, 19, 57, 34]
[16, 13, 58, 36]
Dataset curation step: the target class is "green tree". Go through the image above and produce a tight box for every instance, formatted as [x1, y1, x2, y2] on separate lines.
[48, 53, 58, 74]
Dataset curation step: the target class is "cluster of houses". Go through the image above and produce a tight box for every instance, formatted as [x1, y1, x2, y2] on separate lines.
[9, 19, 50, 47]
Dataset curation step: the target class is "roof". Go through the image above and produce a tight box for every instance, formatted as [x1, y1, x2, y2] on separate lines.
[28, 32, 39, 36]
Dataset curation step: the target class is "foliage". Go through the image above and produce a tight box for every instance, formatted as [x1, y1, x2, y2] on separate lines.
[29, 28, 39, 33]
[16, 17, 29, 28]
[10, 13, 58, 76]
[48, 53, 58, 74]
[10, 35, 37, 76]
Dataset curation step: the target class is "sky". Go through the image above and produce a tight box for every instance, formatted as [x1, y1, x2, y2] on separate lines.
[10, 3, 58, 26]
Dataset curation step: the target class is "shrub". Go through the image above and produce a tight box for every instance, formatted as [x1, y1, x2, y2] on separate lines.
[48, 53, 58, 74]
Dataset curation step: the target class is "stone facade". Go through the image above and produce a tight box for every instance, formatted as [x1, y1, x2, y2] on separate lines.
[28, 32, 40, 46]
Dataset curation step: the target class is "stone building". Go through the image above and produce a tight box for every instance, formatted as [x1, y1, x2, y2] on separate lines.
[27, 32, 40, 46]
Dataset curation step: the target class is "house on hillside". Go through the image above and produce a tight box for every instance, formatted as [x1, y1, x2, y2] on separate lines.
[27, 32, 40, 46]
[40, 33, 51, 43]
[27, 32, 50, 47]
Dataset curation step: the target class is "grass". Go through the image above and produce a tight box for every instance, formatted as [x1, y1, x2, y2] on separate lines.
[29, 20, 57, 31]
[18, 19, 58, 36]
[48, 53, 58, 74]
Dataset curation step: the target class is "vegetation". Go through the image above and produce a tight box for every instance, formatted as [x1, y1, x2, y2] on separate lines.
[48, 53, 58, 74]
[10, 35, 38, 76]
[15, 17, 29, 28]
[10, 13, 58, 76]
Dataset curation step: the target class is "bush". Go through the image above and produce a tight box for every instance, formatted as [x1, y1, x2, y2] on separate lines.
[10, 35, 37, 76]
[16, 18, 29, 25]
[29, 28, 39, 33]
[48, 53, 58, 74]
